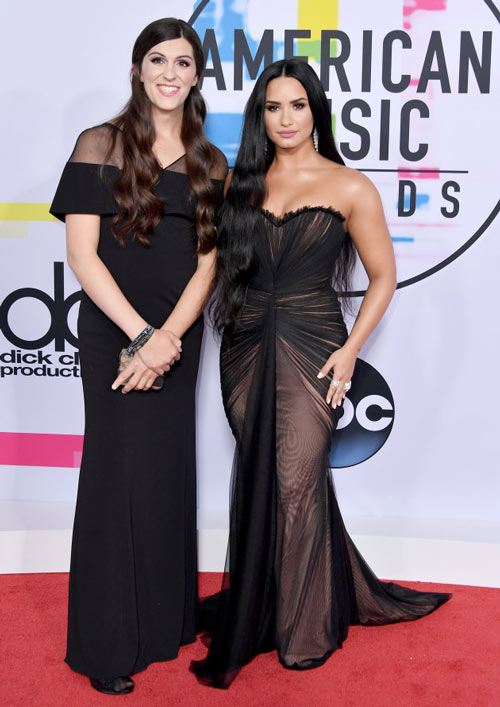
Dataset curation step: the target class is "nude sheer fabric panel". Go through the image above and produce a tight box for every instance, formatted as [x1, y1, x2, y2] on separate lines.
[49, 125, 120, 221]
[208, 148, 229, 181]
[167, 149, 228, 180]
[57, 128, 227, 224]
[68, 125, 228, 180]
[69, 124, 123, 167]
[192, 207, 450, 688]
[167, 155, 188, 174]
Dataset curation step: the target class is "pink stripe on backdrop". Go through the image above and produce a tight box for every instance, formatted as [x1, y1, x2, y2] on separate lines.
[0, 432, 83, 468]
[403, 0, 447, 17]
[398, 167, 440, 179]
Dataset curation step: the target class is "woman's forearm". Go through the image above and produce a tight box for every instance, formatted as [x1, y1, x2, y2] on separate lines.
[343, 274, 396, 354]
[69, 251, 148, 340]
[161, 253, 216, 337]
[66, 213, 148, 341]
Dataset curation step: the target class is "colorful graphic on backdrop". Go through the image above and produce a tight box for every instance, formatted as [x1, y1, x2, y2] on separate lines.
[190, 0, 500, 291]
[1, 0, 499, 473]
[188, 0, 499, 467]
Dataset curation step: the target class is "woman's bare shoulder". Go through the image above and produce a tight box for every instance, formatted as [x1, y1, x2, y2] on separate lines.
[324, 162, 368, 182]
[324, 163, 379, 198]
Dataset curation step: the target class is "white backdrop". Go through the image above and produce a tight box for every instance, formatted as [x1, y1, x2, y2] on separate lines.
[1, 0, 499, 528]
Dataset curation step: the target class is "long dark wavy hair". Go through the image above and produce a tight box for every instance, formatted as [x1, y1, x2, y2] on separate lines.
[109, 18, 220, 252]
[213, 59, 356, 333]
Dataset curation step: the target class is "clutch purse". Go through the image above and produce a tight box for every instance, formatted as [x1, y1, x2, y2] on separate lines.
[118, 349, 164, 391]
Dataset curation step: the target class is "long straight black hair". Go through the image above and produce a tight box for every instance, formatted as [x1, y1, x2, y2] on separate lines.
[213, 58, 355, 334]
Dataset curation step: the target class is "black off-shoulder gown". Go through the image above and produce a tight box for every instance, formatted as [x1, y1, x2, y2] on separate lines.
[51, 127, 223, 680]
[192, 206, 451, 688]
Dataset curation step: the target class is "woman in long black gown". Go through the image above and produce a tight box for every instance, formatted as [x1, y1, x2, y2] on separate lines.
[192, 59, 450, 689]
[50, 18, 226, 695]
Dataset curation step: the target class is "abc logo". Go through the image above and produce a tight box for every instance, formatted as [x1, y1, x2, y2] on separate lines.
[329, 359, 394, 468]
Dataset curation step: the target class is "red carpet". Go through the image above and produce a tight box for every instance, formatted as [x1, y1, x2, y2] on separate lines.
[0, 573, 498, 706]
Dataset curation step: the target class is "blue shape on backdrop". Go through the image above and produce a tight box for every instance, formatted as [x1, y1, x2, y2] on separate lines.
[193, 0, 258, 62]
[192, 0, 284, 71]
[402, 193, 430, 211]
[205, 112, 244, 165]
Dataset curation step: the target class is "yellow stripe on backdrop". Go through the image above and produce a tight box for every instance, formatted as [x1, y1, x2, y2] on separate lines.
[0, 203, 56, 238]
[297, 0, 339, 62]
[297, 0, 339, 136]
[0, 203, 56, 221]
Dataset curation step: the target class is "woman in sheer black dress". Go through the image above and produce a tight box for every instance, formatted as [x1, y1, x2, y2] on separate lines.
[192, 59, 450, 689]
[50, 18, 227, 695]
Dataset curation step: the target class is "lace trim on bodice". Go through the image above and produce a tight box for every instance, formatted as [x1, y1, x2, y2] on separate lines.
[259, 205, 346, 227]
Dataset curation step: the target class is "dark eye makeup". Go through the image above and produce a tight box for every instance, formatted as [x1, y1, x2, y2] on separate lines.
[265, 101, 307, 111]
[147, 54, 193, 67]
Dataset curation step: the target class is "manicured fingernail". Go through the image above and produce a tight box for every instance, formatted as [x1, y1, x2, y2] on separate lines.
[111, 385, 116, 390]
[326, 397, 331, 404]
[333, 403, 337, 409]
[317, 372, 324, 379]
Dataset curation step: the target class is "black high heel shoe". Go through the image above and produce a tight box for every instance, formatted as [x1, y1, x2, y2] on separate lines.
[89, 676, 134, 695]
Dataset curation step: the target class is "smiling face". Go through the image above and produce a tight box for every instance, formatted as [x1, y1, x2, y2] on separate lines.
[264, 76, 315, 151]
[139, 37, 198, 115]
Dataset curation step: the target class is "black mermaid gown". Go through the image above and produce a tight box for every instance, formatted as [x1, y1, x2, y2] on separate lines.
[50, 123, 226, 680]
[192, 206, 450, 688]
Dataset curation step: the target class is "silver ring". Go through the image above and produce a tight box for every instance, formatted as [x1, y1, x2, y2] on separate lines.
[344, 381, 352, 392]
[331, 379, 340, 388]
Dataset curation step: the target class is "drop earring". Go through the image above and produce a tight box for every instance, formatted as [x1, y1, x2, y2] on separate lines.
[312, 126, 319, 152]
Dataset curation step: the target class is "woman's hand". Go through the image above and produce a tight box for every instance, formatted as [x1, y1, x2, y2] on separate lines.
[112, 354, 166, 394]
[111, 329, 182, 394]
[318, 344, 357, 409]
[137, 329, 182, 373]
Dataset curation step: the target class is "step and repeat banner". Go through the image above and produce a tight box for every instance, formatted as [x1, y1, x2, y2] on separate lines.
[1, 0, 499, 523]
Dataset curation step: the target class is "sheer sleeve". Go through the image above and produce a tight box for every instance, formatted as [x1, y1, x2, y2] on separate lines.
[209, 147, 228, 218]
[50, 124, 121, 222]
[210, 146, 228, 182]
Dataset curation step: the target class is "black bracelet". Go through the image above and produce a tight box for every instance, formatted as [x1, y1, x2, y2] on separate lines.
[125, 324, 155, 356]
